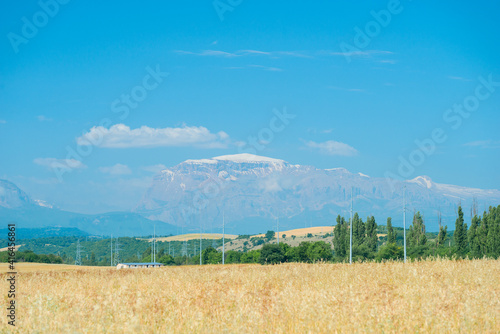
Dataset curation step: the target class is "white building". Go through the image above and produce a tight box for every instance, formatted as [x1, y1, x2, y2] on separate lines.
[116, 262, 164, 269]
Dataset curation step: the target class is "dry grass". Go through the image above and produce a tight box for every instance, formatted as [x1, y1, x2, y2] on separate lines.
[1, 259, 499, 333]
[0, 263, 107, 273]
[254, 226, 334, 238]
[0, 245, 22, 252]
[254, 226, 386, 238]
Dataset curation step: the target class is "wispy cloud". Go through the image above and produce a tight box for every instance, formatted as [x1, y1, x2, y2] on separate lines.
[175, 49, 311, 58]
[448, 76, 472, 82]
[34, 158, 87, 171]
[37, 115, 53, 122]
[175, 49, 391, 61]
[326, 50, 393, 58]
[464, 140, 500, 149]
[76, 124, 231, 149]
[378, 59, 397, 64]
[99, 163, 132, 175]
[328, 86, 366, 93]
[141, 164, 167, 173]
[307, 128, 334, 134]
[247, 65, 283, 72]
[0, 119, 6, 124]
[305, 140, 359, 156]
[174, 50, 239, 57]
[225, 64, 283, 71]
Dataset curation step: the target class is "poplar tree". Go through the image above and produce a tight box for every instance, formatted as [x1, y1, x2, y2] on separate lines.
[386, 217, 396, 244]
[468, 215, 481, 258]
[436, 225, 447, 247]
[477, 211, 489, 254]
[364, 216, 378, 252]
[333, 215, 348, 259]
[454, 206, 468, 255]
[486, 206, 500, 258]
[408, 212, 427, 247]
[352, 213, 365, 246]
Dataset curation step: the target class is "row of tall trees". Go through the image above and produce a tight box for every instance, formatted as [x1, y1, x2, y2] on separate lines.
[333, 205, 500, 261]
[333, 213, 378, 261]
[454, 205, 500, 258]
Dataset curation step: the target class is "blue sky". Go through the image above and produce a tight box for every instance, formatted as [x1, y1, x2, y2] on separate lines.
[1, 0, 499, 213]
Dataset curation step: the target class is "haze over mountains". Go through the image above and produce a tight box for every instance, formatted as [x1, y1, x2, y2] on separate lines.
[2, 154, 500, 236]
[136, 154, 500, 233]
[0, 179, 176, 237]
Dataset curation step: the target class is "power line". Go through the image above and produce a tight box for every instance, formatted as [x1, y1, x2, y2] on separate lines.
[75, 239, 83, 266]
[113, 238, 122, 266]
[403, 185, 407, 264]
[350, 186, 353, 265]
[152, 225, 156, 263]
[277, 217, 280, 245]
[110, 234, 113, 267]
[200, 215, 203, 265]
[222, 210, 225, 265]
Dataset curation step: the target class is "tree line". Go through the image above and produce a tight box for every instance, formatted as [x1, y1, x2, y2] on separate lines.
[3, 204, 499, 265]
[332, 205, 500, 261]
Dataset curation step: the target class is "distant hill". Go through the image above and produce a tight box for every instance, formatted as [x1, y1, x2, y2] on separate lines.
[0, 179, 177, 237]
[0, 227, 88, 239]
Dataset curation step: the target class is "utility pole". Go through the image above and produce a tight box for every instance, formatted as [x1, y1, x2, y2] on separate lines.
[350, 187, 353, 265]
[75, 239, 82, 266]
[403, 185, 407, 264]
[153, 225, 156, 263]
[110, 234, 113, 267]
[114, 238, 121, 266]
[200, 216, 202, 265]
[222, 210, 225, 265]
[277, 217, 280, 245]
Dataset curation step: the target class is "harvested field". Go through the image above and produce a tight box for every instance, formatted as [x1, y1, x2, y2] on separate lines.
[1, 259, 499, 333]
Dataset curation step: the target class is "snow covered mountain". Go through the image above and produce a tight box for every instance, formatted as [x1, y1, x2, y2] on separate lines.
[136, 154, 500, 233]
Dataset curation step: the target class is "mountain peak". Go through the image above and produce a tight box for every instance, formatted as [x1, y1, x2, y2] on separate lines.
[409, 175, 433, 189]
[183, 153, 286, 165]
[212, 153, 285, 164]
[0, 179, 34, 208]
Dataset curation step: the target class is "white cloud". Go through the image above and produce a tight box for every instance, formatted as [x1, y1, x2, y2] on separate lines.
[305, 140, 358, 156]
[34, 158, 87, 171]
[141, 164, 167, 173]
[0, 119, 6, 124]
[76, 124, 231, 149]
[99, 163, 132, 175]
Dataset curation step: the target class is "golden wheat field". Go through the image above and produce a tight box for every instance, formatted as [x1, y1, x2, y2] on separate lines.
[1, 259, 499, 333]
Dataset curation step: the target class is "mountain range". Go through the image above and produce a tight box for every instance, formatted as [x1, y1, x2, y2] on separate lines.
[135, 154, 500, 234]
[2, 153, 500, 236]
[0, 179, 176, 237]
